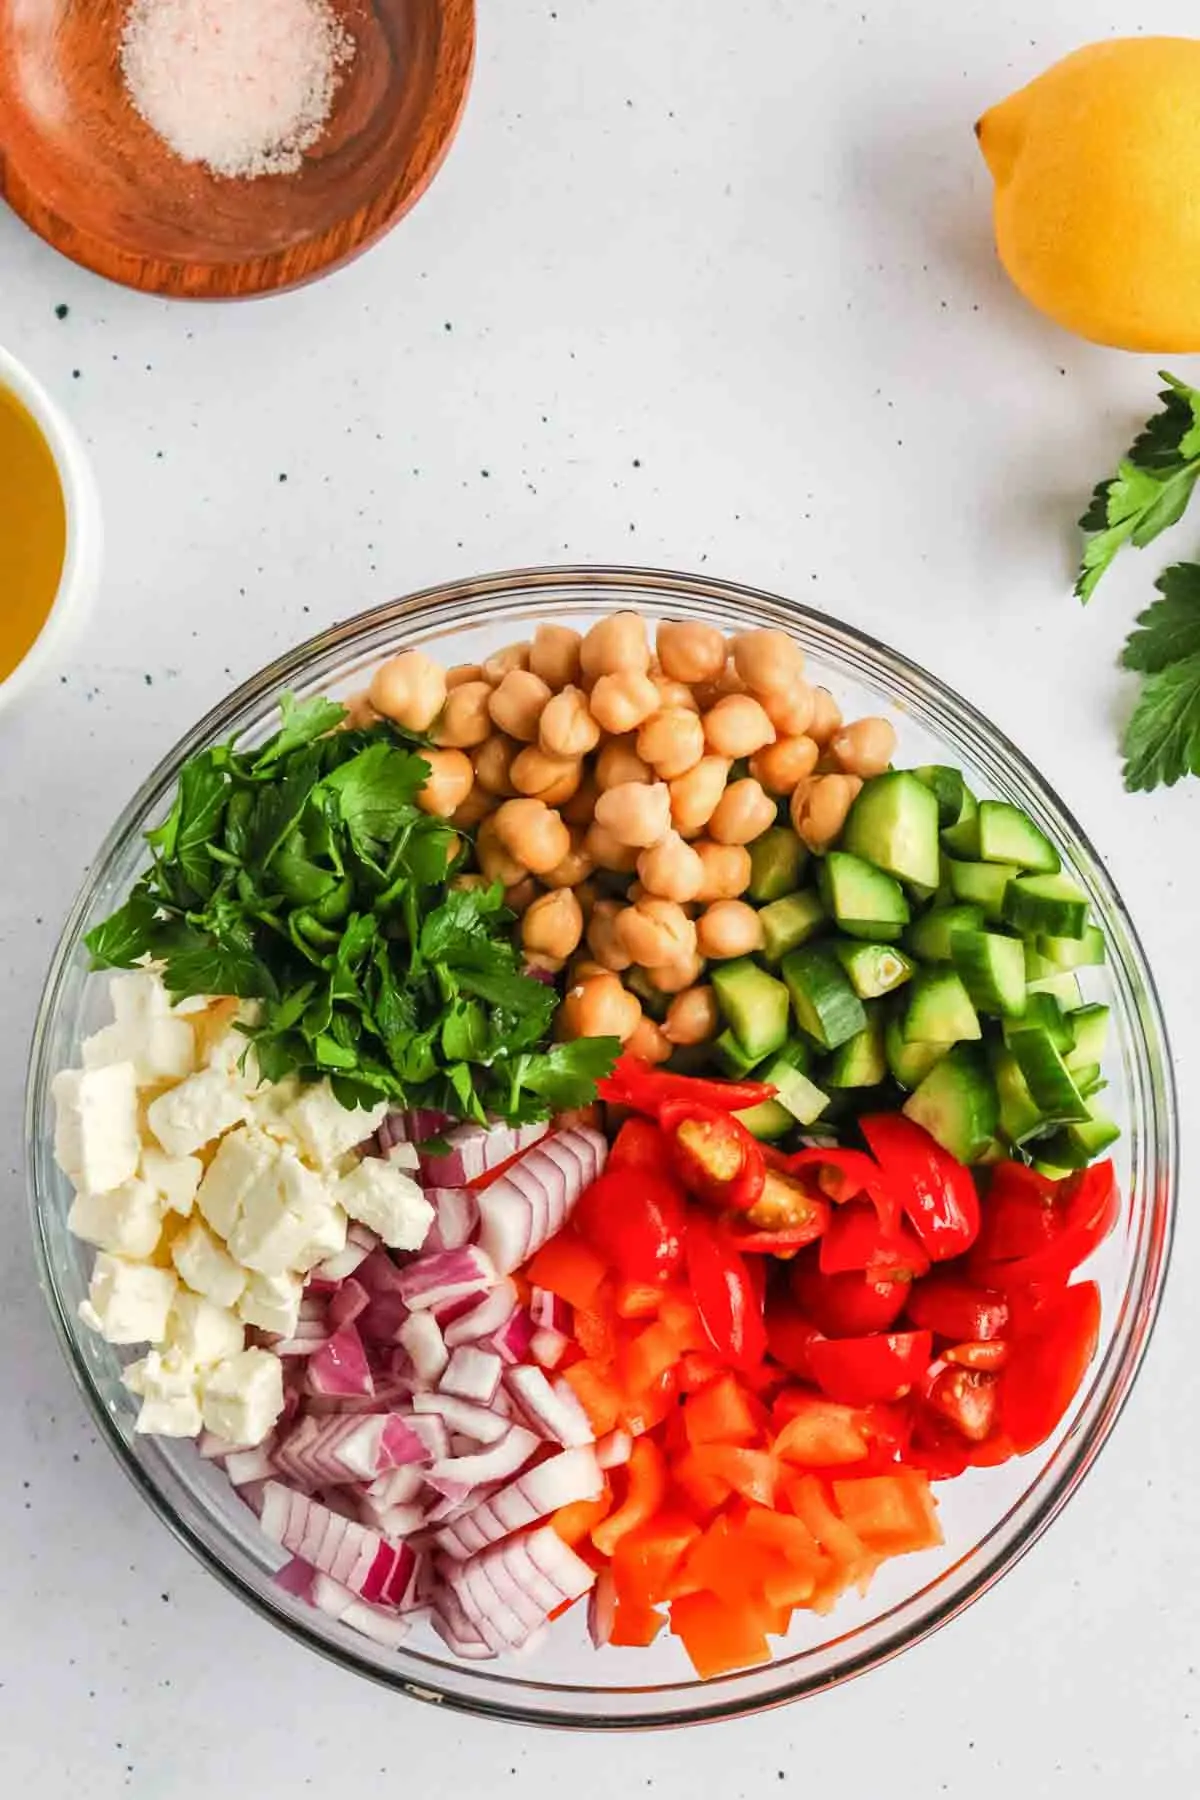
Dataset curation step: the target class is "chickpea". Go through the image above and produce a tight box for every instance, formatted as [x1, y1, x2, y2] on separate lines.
[651, 675, 700, 713]
[708, 778, 777, 846]
[416, 749, 474, 817]
[693, 840, 753, 901]
[790, 773, 863, 851]
[493, 797, 571, 875]
[637, 708, 705, 780]
[481, 642, 531, 685]
[569, 957, 608, 983]
[669, 756, 730, 838]
[586, 898, 634, 971]
[522, 888, 584, 962]
[589, 670, 661, 735]
[732, 628, 806, 696]
[563, 771, 601, 827]
[703, 694, 776, 758]
[473, 733, 519, 797]
[663, 984, 719, 1046]
[697, 900, 765, 960]
[558, 971, 642, 1042]
[541, 827, 595, 890]
[645, 950, 706, 994]
[625, 1015, 672, 1065]
[636, 831, 705, 903]
[615, 898, 697, 968]
[446, 662, 484, 690]
[656, 620, 726, 686]
[343, 689, 380, 729]
[807, 687, 843, 748]
[505, 877, 540, 917]
[433, 680, 493, 748]
[595, 736, 652, 790]
[627, 882, 647, 905]
[528, 623, 583, 690]
[477, 815, 529, 886]
[750, 735, 820, 795]
[573, 878, 598, 920]
[583, 822, 641, 874]
[369, 650, 447, 733]
[831, 716, 897, 779]
[488, 669, 552, 743]
[761, 681, 816, 737]
[539, 685, 600, 759]
[451, 786, 499, 829]
[580, 612, 650, 681]
[594, 780, 672, 848]
[510, 746, 582, 806]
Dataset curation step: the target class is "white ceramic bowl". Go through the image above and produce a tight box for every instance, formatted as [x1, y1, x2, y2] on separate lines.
[0, 342, 102, 715]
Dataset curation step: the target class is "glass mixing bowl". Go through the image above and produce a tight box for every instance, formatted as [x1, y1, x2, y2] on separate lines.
[26, 567, 1176, 1728]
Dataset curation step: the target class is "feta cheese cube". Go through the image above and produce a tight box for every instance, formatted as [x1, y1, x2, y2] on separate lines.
[109, 967, 171, 1025]
[123, 1347, 202, 1437]
[199, 1348, 284, 1446]
[140, 1147, 203, 1217]
[195, 1126, 281, 1238]
[53, 1063, 140, 1194]
[337, 1159, 433, 1251]
[79, 1254, 177, 1345]
[147, 1068, 250, 1157]
[227, 1148, 346, 1276]
[238, 1269, 303, 1338]
[283, 1079, 388, 1171]
[247, 1073, 302, 1142]
[171, 1219, 247, 1308]
[68, 1178, 163, 1259]
[83, 1015, 195, 1086]
[166, 1290, 244, 1367]
[204, 1018, 261, 1088]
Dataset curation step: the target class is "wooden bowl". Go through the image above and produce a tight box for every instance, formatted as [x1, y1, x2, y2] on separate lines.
[0, 0, 475, 299]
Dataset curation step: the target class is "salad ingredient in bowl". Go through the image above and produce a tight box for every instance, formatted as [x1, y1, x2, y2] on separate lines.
[53, 604, 1130, 1682]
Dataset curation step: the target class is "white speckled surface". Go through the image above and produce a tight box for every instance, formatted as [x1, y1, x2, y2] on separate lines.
[1, 2, 1197, 1793]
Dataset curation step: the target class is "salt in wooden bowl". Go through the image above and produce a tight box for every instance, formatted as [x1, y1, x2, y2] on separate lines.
[0, 0, 475, 299]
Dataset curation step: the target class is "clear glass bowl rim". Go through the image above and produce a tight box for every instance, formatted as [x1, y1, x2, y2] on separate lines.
[25, 563, 1177, 1730]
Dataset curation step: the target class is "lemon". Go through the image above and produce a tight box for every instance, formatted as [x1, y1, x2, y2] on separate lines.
[978, 38, 1200, 351]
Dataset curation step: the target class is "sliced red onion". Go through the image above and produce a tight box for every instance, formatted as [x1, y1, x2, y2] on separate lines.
[359, 1498, 428, 1540]
[427, 1426, 540, 1495]
[355, 1247, 410, 1297]
[422, 1187, 479, 1254]
[434, 1446, 604, 1561]
[405, 1412, 451, 1463]
[272, 1316, 330, 1357]
[506, 1366, 594, 1447]
[366, 1465, 424, 1507]
[431, 1590, 493, 1659]
[442, 1525, 596, 1655]
[311, 1234, 374, 1284]
[327, 1277, 371, 1333]
[396, 1246, 498, 1312]
[224, 1442, 278, 1486]
[412, 1391, 510, 1445]
[442, 1281, 516, 1349]
[587, 1568, 616, 1648]
[529, 1326, 570, 1370]
[197, 1429, 246, 1460]
[418, 1120, 548, 1188]
[398, 1311, 449, 1384]
[440, 1346, 503, 1406]
[475, 1127, 607, 1275]
[344, 1596, 412, 1647]
[274, 1555, 316, 1599]
[307, 1324, 375, 1399]
[383, 1109, 453, 1150]
[489, 1307, 535, 1365]
[529, 1288, 572, 1334]
[596, 1428, 633, 1470]
[261, 1486, 415, 1606]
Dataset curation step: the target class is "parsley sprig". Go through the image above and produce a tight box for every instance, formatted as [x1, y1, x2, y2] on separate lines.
[1119, 565, 1200, 791]
[85, 693, 618, 1121]
[1076, 371, 1200, 604]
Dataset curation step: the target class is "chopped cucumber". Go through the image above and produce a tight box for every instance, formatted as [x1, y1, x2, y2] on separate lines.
[834, 940, 915, 999]
[902, 1046, 999, 1164]
[749, 827, 808, 903]
[1065, 1003, 1109, 1072]
[903, 968, 982, 1045]
[1026, 970, 1083, 1009]
[1033, 1100, 1122, 1169]
[1003, 991, 1073, 1052]
[912, 765, 967, 829]
[824, 1008, 887, 1088]
[905, 903, 984, 964]
[714, 1028, 763, 1080]
[990, 1043, 1047, 1146]
[946, 859, 1019, 922]
[818, 852, 910, 942]
[781, 946, 867, 1050]
[977, 800, 1061, 874]
[1008, 1026, 1091, 1122]
[1002, 873, 1090, 939]
[940, 785, 981, 858]
[711, 960, 791, 1062]
[759, 890, 826, 964]
[950, 927, 1027, 1018]
[1036, 925, 1106, 971]
[885, 1013, 950, 1089]
[734, 1098, 795, 1140]
[756, 1053, 829, 1126]
[842, 771, 941, 892]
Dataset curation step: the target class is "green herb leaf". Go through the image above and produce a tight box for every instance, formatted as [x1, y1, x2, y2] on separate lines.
[1076, 373, 1200, 603]
[84, 886, 160, 969]
[162, 931, 277, 1002]
[514, 1037, 623, 1111]
[255, 691, 346, 769]
[1119, 563, 1200, 790]
[442, 999, 491, 1064]
[323, 743, 429, 853]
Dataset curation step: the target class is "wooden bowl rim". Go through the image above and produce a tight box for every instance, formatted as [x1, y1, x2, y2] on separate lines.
[0, 0, 476, 301]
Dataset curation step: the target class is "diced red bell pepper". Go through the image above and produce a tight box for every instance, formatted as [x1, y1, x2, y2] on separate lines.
[614, 1279, 666, 1318]
[561, 1358, 624, 1435]
[552, 1489, 614, 1546]
[808, 1329, 933, 1406]
[772, 1394, 873, 1468]
[904, 1271, 1010, 1341]
[818, 1199, 931, 1281]
[859, 1114, 981, 1261]
[685, 1214, 768, 1371]
[611, 1511, 701, 1607]
[600, 1055, 777, 1118]
[658, 1100, 767, 1213]
[682, 1372, 762, 1446]
[764, 1296, 824, 1379]
[669, 1589, 772, 1679]
[790, 1256, 911, 1337]
[592, 1438, 668, 1556]
[973, 1162, 1060, 1264]
[830, 1471, 943, 1556]
[524, 1230, 608, 1310]
[998, 1280, 1102, 1454]
[573, 1167, 686, 1286]
[925, 1363, 1000, 1442]
[685, 1444, 777, 1506]
[975, 1162, 1119, 1291]
[607, 1115, 670, 1174]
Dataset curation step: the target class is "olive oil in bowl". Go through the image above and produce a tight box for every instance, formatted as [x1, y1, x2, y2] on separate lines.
[0, 382, 68, 685]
